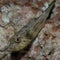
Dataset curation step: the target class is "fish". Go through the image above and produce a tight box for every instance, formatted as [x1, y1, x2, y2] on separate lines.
[0, 0, 55, 60]
[7, 0, 55, 52]
[0, 0, 55, 52]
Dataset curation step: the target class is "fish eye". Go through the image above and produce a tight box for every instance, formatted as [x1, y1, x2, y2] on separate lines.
[15, 38, 20, 43]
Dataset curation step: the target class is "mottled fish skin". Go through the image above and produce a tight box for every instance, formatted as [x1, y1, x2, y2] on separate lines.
[0, 0, 55, 52]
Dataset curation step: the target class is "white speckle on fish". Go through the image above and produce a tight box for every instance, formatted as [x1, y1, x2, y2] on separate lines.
[44, 2, 49, 9]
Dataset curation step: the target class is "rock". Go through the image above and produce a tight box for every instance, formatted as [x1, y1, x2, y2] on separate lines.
[0, 27, 9, 50]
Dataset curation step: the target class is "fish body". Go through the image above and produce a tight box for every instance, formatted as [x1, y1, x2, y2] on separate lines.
[0, 0, 55, 60]
[7, 0, 55, 52]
